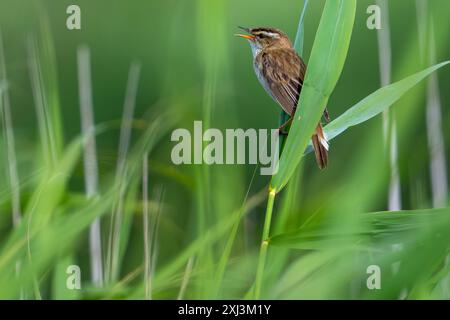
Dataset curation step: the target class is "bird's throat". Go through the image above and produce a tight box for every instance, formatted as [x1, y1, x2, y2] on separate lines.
[249, 42, 262, 59]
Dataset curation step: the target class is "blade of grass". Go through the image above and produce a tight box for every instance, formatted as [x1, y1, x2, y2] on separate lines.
[105, 110, 172, 285]
[150, 186, 165, 298]
[320, 61, 450, 144]
[0, 111, 169, 298]
[0, 29, 24, 299]
[376, 0, 401, 211]
[36, 12, 64, 156]
[77, 45, 103, 286]
[130, 187, 267, 298]
[0, 31, 22, 227]
[212, 165, 259, 298]
[254, 188, 275, 299]
[143, 181, 165, 300]
[194, 0, 225, 298]
[375, 0, 391, 141]
[177, 257, 194, 300]
[107, 62, 141, 283]
[27, 36, 56, 167]
[425, 24, 448, 208]
[270, 207, 450, 249]
[142, 153, 151, 299]
[0, 134, 84, 298]
[417, 0, 449, 296]
[27, 31, 70, 298]
[293, 0, 310, 55]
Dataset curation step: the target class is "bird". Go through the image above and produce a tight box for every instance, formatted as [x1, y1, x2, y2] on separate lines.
[235, 26, 329, 169]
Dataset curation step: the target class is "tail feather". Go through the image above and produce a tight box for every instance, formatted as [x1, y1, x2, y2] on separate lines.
[311, 123, 328, 169]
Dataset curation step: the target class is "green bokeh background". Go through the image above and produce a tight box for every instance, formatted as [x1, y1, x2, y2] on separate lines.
[1, 0, 450, 299]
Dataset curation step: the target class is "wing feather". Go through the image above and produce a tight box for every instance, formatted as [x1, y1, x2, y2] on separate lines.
[255, 49, 306, 116]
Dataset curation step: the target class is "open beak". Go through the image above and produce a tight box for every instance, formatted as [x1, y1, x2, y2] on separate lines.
[235, 26, 255, 40]
[234, 34, 255, 40]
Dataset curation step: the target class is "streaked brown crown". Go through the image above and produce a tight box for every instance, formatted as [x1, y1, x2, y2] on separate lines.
[241, 27, 293, 49]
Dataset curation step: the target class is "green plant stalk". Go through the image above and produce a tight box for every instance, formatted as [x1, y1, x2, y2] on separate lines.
[212, 166, 259, 298]
[254, 0, 356, 300]
[257, 0, 310, 299]
[263, 0, 309, 296]
[254, 188, 276, 299]
[128, 188, 266, 298]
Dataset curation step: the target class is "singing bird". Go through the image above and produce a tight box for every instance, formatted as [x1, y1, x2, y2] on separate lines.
[236, 27, 329, 169]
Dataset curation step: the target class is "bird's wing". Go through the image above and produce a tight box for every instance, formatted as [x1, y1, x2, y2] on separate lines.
[256, 49, 306, 116]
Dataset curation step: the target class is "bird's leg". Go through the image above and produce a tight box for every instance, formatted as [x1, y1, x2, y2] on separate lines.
[278, 117, 293, 136]
[323, 108, 331, 123]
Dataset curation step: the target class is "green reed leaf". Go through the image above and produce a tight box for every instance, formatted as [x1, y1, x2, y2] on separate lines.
[271, 0, 356, 192]
[324, 61, 450, 142]
[270, 207, 450, 250]
[302, 61, 450, 154]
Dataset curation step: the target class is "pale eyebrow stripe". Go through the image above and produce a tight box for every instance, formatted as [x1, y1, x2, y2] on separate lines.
[255, 31, 280, 38]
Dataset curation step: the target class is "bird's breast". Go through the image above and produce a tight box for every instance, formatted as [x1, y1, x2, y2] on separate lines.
[253, 56, 276, 103]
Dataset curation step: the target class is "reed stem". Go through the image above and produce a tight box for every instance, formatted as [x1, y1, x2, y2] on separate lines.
[142, 153, 151, 299]
[376, 0, 402, 211]
[107, 62, 141, 282]
[254, 0, 310, 300]
[77, 45, 104, 286]
[0, 31, 22, 227]
[254, 188, 276, 299]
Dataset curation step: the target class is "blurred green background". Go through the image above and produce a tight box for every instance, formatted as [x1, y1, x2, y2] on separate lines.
[0, 0, 450, 299]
